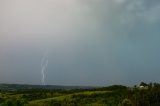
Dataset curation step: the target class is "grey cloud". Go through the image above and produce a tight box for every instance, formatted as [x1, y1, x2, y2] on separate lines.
[0, 0, 160, 86]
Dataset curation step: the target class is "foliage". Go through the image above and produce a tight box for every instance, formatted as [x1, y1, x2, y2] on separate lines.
[0, 82, 160, 106]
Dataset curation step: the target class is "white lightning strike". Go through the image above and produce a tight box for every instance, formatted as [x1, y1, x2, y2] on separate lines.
[41, 50, 48, 85]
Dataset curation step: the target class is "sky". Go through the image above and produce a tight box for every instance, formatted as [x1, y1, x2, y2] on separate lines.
[0, 0, 160, 86]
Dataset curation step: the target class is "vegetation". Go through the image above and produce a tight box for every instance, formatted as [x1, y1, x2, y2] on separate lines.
[0, 82, 160, 106]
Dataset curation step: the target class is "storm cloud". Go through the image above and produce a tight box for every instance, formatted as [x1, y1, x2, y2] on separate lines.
[0, 0, 160, 86]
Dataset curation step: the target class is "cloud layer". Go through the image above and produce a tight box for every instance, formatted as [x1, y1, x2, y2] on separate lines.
[0, 0, 160, 86]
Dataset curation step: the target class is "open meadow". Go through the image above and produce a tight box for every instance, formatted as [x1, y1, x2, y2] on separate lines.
[0, 82, 160, 106]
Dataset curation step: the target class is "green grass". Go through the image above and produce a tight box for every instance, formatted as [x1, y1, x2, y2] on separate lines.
[1, 83, 160, 106]
[28, 90, 113, 106]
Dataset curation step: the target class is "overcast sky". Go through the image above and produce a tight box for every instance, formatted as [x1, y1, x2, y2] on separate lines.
[1, 0, 160, 86]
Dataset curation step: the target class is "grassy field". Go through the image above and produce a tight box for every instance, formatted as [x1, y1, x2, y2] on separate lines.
[0, 83, 160, 106]
[29, 91, 113, 106]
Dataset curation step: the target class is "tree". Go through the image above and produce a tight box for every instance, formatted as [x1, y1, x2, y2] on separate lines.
[121, 99, 133, 106]
[140, 82, 148, 87]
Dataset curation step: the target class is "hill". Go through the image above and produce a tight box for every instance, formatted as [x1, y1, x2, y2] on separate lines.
[0, 84, 94, 91]
[0, 82, 160, 106]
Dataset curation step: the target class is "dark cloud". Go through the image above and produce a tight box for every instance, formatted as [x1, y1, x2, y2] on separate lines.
[0, 0, 160, 86]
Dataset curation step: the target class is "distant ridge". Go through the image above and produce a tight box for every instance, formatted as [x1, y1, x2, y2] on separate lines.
[0, 83, 95, 91]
